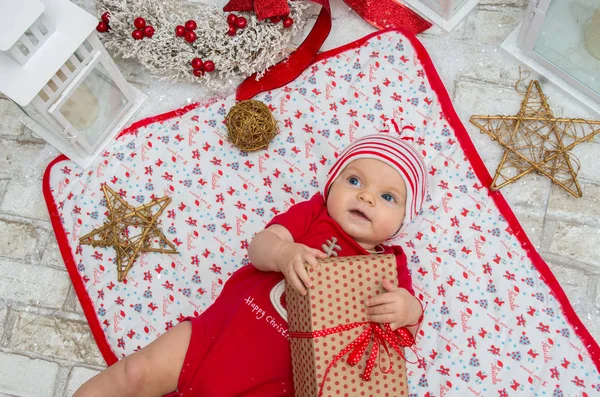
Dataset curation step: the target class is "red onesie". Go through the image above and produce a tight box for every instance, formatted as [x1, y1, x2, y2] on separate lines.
[169, 193, 414, 396]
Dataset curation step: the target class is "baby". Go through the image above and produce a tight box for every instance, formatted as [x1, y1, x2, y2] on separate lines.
[74, 133, 427, 397]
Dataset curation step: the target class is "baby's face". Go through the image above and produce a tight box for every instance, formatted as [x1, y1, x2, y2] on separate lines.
[326, 158, 407, 250]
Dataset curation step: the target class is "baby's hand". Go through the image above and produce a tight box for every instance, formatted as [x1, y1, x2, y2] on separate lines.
[277, 243, 327, 296]
[366, 278, 421, 331]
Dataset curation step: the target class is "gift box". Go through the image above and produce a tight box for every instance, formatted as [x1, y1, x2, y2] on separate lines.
[286, 254, 410, 397]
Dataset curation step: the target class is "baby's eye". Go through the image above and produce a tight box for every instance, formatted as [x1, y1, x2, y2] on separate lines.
[381, 193, 396, 203]
[348, 177, 361, 186]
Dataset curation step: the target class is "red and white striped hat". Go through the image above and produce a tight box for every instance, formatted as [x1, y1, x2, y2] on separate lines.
[324, 134, 428, 232]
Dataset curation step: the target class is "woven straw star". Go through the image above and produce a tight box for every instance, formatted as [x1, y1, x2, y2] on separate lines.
[470, 80, 600, 197]
[79, 185, 178, 281]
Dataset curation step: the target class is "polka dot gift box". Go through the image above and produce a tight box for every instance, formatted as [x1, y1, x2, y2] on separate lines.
[286, 255, 408, 396]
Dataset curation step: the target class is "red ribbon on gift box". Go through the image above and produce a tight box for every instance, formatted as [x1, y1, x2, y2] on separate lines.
[290, 322, 416, 397]
[234, 0, 431, 101]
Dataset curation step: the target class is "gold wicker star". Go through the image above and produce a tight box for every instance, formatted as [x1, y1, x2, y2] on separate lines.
[79, 185, 178, 281]
[470, 80, 600, 197]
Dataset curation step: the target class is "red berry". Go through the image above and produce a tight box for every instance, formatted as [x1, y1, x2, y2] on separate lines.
[191, 58, 203, 70]
[175, 25, 186, 37]
[227, 25, 237, 36]
[282, 17, 293, 28]
[193, 68, 204, 77]
[227, 14, 238, 26]
[235, 16, 247, 29]
[101, 12, 110, 24]
[185, 20, 197, 31]
[203, 60, 215, 72]
[96, 21, 109, 33]
[270, 16, 281, 23]
[184, 30, 197, 43]
[143, 26, 155, 38]
[134, 17, 146, 30]
[132, 29, 144, 40]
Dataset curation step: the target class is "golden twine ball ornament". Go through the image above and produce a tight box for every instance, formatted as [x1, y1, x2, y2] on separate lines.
[225, 100, 279, 152]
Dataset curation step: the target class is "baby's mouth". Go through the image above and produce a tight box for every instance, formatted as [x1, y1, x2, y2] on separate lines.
[349, 209, 370, 221]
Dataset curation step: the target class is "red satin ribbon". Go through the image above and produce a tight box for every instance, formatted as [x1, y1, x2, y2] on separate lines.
[236, 0, 431, 101]
[236, 0, 331, 101]
[290, 322, 414, 397]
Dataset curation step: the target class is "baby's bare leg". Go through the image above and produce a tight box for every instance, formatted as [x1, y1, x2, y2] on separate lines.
[73, 321, 192, 397]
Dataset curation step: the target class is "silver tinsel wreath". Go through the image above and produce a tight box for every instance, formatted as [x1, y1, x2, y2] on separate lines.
[95, 0, 308, 91]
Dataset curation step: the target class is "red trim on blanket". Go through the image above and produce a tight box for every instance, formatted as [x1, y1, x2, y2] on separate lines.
[43, 28, 600, 370]
[42, 104, 201, 365]
[43, 154, 118, 365]
[117, 102, 201, 139]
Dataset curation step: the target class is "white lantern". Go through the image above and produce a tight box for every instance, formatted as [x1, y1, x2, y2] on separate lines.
[501, 0, 600, 116]
[0, 0, 147, 168]
[403, 0, 480, 31]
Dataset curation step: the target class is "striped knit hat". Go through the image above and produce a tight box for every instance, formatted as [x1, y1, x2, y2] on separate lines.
[324, 134, 428, 233]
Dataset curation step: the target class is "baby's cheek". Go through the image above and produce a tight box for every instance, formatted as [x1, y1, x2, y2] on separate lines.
[393, 208, 406, 227]
[380, 212, 403, 236]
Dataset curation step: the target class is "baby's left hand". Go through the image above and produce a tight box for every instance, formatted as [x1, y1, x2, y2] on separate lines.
[366, 278, 422, 331]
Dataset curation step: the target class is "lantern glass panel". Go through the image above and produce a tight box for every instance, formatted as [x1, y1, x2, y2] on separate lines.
[453, 0, 468, 12]
[57, 60, 129, 147]
[421, 0, 444, 15]
[532, 0, 600, 96]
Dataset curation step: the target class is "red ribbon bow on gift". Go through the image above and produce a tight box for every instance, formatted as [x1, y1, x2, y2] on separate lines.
[290, 322, 416, 397]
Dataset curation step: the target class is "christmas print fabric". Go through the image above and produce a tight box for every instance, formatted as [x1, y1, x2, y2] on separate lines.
[44, 29, 600, 396]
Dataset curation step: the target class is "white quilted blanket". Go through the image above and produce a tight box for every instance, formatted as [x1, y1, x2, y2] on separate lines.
[44, 29, 600, 395]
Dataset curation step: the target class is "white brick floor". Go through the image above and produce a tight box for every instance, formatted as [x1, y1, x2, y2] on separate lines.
[1, 0, 598, 395]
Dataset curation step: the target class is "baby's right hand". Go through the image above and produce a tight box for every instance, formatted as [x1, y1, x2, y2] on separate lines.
[276, 243, 327, 295]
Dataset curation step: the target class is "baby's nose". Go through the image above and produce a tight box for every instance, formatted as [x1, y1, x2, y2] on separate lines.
[358, 191, 375, 205]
